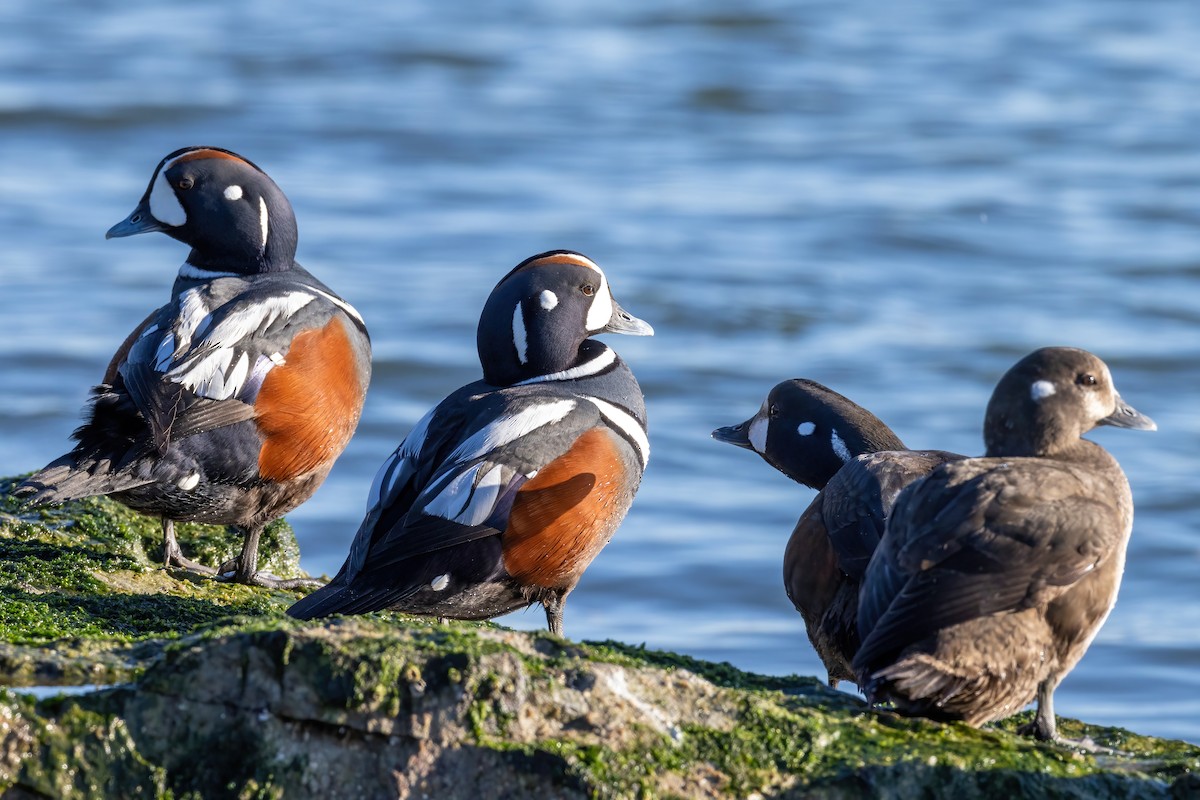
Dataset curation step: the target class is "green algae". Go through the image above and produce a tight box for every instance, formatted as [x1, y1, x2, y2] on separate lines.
[1, 475, 1198, 799]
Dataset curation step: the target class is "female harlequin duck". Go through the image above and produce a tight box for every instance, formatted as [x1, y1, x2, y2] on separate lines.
[19, 147, 371, 587]
[288, 250, 651, 635]
[853, 347, 1155, 741]
[713, 379, 960, 687]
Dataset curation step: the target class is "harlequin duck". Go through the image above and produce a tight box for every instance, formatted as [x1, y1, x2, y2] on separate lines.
[288, 250, 651, 635]
[853, 347, 1155, 741]
[713, 379, 960, 687]
[18, 146, 371, 587]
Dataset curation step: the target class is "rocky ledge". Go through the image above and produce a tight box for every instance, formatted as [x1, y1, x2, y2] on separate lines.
[0, 476, 1197, 799]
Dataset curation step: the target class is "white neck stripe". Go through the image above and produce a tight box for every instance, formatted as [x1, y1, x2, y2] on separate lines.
[515, 346, 616, 385]
[178, 262, 240, 280]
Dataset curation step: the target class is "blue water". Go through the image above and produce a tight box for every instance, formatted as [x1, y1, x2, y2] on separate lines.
[1, 0, 1198, 744]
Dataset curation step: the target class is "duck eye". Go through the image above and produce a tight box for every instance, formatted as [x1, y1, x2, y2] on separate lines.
[1077, 373, 1098, 387]
[580, 284, 596, 296]
[176, 177, 194, 190]
[768, 403, 780, 418]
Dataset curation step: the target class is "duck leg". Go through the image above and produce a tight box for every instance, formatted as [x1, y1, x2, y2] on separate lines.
[161, 518, 216, 575]
[543, 589, 568, 637]
[215, 524, 323, 589]
[1021, 676, 1059, 742]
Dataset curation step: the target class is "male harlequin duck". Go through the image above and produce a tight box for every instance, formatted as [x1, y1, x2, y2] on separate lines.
[853, 347, 1155, 741]
[713, 379, 960, 687]
[19, 147, 371, 587]
[288, 250, 651, 635]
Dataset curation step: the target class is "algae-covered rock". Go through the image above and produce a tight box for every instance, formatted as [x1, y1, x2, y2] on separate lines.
[0, 477, 1197, 799]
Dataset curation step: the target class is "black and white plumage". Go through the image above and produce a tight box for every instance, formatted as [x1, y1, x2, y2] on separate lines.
[853, 347, 1155, 741]
[19, 147, 372, 586]
[713, 379, 960, 687]
[288, 250, 651, 635]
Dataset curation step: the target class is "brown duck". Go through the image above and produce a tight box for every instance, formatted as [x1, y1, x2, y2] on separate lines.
[853, 347, 1155, 741]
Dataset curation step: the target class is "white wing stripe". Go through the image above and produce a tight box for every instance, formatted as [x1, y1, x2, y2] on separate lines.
[447, 399, 577, 464]
[424, 463, 509, 527]
[203, 292, 316, 348]
[365, 406, 439, 512]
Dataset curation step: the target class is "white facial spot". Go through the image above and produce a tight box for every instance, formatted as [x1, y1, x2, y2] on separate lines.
[258, 196, 269, 251]
[148, 170, 187, 227]
[830, 429, 852, 463]
[223, 185, 244, 201]
[512, 303, 528, 364]
[539, 289, 558, 310]
[430, 574, 450, 592]
[1030, 380, 1057, 401]
[585, 270, 614, 331]
[797, 421, 816, 436]
[177, 472, 200, 491]
[748, 415, 769, 454]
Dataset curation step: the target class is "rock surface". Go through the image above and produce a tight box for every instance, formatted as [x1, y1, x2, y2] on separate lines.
[1, 477, 1197, 799]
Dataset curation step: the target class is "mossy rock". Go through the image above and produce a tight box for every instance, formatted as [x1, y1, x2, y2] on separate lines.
[0, 477, 1197, 799]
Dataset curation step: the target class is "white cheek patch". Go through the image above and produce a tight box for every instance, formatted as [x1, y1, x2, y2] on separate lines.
[539, 290, 558, 310]
[1083, 385, 1116, 422]
[148, 170, 187, 227]
[748, 415, 769, 454]
[830, 429, 852, 462]
[223, 185, 243, 201]
[585, 271, 614, 331]
[797, 421, 816, 436]
[258, 196, 269, 251]
[1030, 380, 1057, 401]
[512, 303, 528, 364]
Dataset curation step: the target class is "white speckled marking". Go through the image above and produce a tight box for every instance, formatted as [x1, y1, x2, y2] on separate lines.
[539, 289, 558, 310]
[223, 185, 243, 201]
[830, 429, 852, 462]
[431, 574, 450, 592]
[797, 421, 816, 436]
[1030, 380, 1057, 401]
[512, 303, 528, 364]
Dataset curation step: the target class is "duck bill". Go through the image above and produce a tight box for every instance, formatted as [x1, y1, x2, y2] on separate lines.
[601, 300, 654, 337]
[712, 419, 754, 449]
[106, 199, 168, 239]
[1099, 394, 1157, 431]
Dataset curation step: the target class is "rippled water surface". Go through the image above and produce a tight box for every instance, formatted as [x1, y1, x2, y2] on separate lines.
[2, 0, 1198, 743]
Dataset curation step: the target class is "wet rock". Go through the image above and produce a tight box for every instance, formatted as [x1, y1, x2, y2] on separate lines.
[1, 478, 1197, 799]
